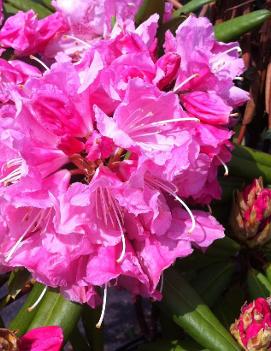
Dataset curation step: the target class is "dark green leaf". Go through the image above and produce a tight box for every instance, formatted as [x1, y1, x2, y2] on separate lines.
[138, 339, 209, 351]
[191, 260, 236, 307]
[136, 0, 164, 25]
[69, 325, 90, 351]
[9, 282, 45, 335]
[8, 269, 31, 300]
[82, 305, 104, 351]
[4, 0, 52, 17]
[213, 283, 246, 329]
[28, 288, 82, 340]
[161, 269, 241, 350]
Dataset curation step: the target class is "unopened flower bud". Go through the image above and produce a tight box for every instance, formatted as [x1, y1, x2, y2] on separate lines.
[230, 297, 271, 351]
[230, 178, 271, 247]
[0, 329, 18, 351]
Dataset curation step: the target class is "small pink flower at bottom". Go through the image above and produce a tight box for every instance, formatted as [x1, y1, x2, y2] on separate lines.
[0, 326, 63, 351]
[230, 298, 271, 351]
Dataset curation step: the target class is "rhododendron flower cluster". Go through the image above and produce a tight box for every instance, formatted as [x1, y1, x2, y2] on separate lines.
[0, 1, 248, 311]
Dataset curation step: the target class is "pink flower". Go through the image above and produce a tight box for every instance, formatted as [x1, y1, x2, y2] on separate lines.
[0, 10, 68, 55]
[165, 15, 249, 125]
[19, 326, 63, 351]
[53, 0, 143, 39]
[0, 326, 63, 351]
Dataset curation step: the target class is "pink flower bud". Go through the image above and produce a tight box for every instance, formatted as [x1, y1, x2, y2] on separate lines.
[230, 178, 271, 247]
[230, 298, 271, 351]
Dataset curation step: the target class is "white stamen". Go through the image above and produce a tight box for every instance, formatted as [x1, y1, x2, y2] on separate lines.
[172, 193, 196, 233]
[30, 55, 50, 71]
[217, 156, 229, 176]
[173, 73, 199, 93]
[6, 210, 44, 262]
[207, 205, 212, 214]
[0, 158, 24, 186]
[64, 35, 91, 48]
[150, 117, 200, 126]
[146, 177, 196, 234]
[116, 230, 126, 263]
[96, 284, 108, 328]
[28, 286, 47, 312]
[131, 117, 200, 135]
[234, 76, 244, 81]
[215, 46, 241, 60]
[230, 112, 239, 117]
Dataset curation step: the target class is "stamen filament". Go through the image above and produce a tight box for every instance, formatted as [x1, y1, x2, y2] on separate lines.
[172, 193, 196, 233]
[150, 117, 200, 126]
[64, 35, 91, 48]
[96, 284, 108, 328]
[217, 155, 229, 176]
[215, 46, 241, 60]
[116, 231, 126, 263]
[30, 55, 50, 71]
[173, 73, 199, 93]
[146, 177, 196, 234]
[6, 210, 44, 262]
[28, 286, 47, 312]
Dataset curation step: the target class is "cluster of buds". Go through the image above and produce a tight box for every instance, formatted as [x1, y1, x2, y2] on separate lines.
[230, 297, 271, 351]
[230, 178, 271, 247]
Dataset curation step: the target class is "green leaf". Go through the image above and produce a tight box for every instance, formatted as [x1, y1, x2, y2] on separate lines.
[8, 269, 31, 300]
[265, 263, 271, 283]
[214, 10, 271, 42]
[28, 287, 82, 340]
[82, 305, 104, 351]
[161, 269, 241, 351]
[9, 282, 45, 335]
[247, 268, 271, 300]
[135, 0, 164, 25]
[191, 260, 236, 307]
[4, 0, 52, 17]
[229, 154, 271, 183]
[233, 144, 271, 168]
[174, 0, 215, 16]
